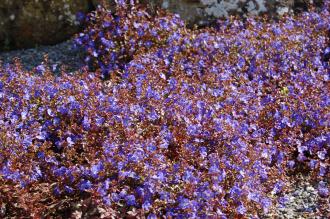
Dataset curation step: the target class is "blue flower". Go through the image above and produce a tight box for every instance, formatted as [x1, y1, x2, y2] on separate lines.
[101, 37, 115, 48]
[178, 197, 190, 209]
[237, 57, 245, 69]
[147, 213, 157, 219]
[79, 180, 92, 191]
[102, 21, 111, 28]
[287, 160, 295, 169]
[143, 201, 152, 211]
[22, 136, 33, 148]
[317, 150, 326, 160]
[261, 198, 272, 213]
[183, 170, 194, 182]
[147, 144, 156, 152]
[125, 194, 136, 206]
[148, 109, 159, 121]
[36, 65, 46, 74]
[64, 186, 74, 194]
[324, 47, 330, 56]
[53, 186, 61, 196]
[91, 161, 104, 176]
[230, 186, 242, 198]
[95, 116, 105, 126]
[278, 195, 289, 208]
[309, 159, 318, 169]
[82, 116, 91, 130]
[47, 108, 55, 117]
[319, 163, 327, 177]
[37, 151, 45, 159]
[54, 166, 67, 177]
[103, 196, 111, 206]
[237, 204, 246, 215]
[318, 181, 329, 197]
[248, 192, 260, 202]
[187, 124, 199, 136]
[272, 181, 284, 194]
[57, 105, 68, 115]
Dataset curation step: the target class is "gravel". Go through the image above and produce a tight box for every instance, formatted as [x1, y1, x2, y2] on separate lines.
[265, 174, 329, 219]
[0, 40, 85, 73]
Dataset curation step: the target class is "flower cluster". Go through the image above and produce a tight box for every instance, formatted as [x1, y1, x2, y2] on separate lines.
[77, 0, 330, 185]
[0, 60, 285, 217]
[75, 0, 184, 79]
[0, 0, 329, 218]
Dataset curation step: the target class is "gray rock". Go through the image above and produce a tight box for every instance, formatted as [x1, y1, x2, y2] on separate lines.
[0, 0, 94, 50]
[138, 0, 324, 26]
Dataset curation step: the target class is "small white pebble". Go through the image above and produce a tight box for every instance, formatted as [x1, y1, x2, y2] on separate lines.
[9, 14, 15, 20]
[306, 186, 314, 192]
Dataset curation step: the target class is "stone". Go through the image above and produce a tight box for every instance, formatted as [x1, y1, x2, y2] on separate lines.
[94, 1, 325, 26]
[0, 0, 95, 50]
[140, 0, 324, 26]
[306, 186, 315, 192]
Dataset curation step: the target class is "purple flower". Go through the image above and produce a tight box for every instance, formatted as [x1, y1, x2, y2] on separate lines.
[318, 181, 329, 197]
[287, 160, 295, 169]
[116, 0, 126, 6]
[125, 194, 136, 206]
[261, 198, 272, 213]
[102, 21, 111, 28]
[319, 163, 327, 176]
[248, 192, 260, 202]
[147, 214, 157, 219]
[22, 136, 33, 148]
[178, 197, 190, 209]
[53, 186, 61, 196]
[101, 38, 115, 48]
[37, 152, 45, 159]
[272, 181, 284, 194]
[47, 108, 55, 117]
[54, 166, 67, 177]
[324, 47, 330, 55]
[309, 159, 318, 169]
[317, 150, 326, 160]
[143, 201, 152, 211]
[36, 65, 46, 74]
[64, 186, 74, 194]
[147, 144, 156, 152]
[95, 116, 105, 126]
[91, 161, 104, 176]
[237, 204, 246, 214]
[82, 116, 91, 130]
[79, 180, 92, 191]
[66, 137, 74, 147]
[278, 195, 289, 208]
[103, 196, 111, 206]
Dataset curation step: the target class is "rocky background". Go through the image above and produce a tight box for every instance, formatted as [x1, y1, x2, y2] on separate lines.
[146, 0, 324, 25]
[0, 0, 95, 50]
[0, 0, 324, 51]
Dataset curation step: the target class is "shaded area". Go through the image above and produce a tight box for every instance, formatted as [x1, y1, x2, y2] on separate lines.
[0, 40, 85, 73]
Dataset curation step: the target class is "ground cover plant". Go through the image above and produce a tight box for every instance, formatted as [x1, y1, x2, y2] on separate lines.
[0, 0, 329, 218]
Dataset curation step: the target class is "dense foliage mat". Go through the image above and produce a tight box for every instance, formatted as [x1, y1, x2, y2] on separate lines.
[0, 0, 329, 218]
